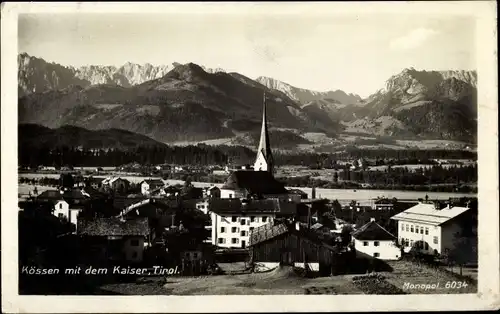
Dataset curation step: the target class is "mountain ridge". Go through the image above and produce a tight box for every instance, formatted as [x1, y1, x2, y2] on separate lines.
[17, 53, 478, 146]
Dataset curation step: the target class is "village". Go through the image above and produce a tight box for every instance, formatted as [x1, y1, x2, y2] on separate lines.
[18, 96, 478, 295]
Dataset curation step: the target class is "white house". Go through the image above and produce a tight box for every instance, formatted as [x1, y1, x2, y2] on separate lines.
[351, 218, 401, 260]
[391, 202, 471, 256]
[37, 190, 82, 227]
[208, 198, 297, 249]
[140, 179, 165, 195]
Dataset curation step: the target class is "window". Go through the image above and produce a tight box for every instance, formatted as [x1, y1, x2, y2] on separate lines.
[231, 227, 238, 233]
[374, 253, 380, 258]
[405, 224, 409, 232]
[415, 226, 419, 233]
[59, 203, 63, 209]
[250, 227, 254, 232]
[58, 213, 64, 219]
[410, 225, 414, 233]
[410, 240, 414, 247]
[193, 252, 198, 258]
[250, 216, 255, 222]
[374, 241, 380, 247]
[363, 241, 369, 246]
[424, 242, 429, 250]
[433, 236, 438, 244]
[231, 216, 237, 222]
[254, 217, 259, 223]
[229, 194, 233, 198]
[231, 238, 239, 244]
[425, 227, 429, 235]
[420, 227, 424, 234]
[401, 224, 404, 231]
[262, 216, 267, 222]
[131, 252, 138, 259]
[218, 238, 225, 244]
[130, 239, 139, 246]
[240, 219, 246, 226]
[221, 227, 226, 233]
[240, 231, 247, 236]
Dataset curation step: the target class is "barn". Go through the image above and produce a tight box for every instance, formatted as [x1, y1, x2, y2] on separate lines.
[249, 221, 343, 276]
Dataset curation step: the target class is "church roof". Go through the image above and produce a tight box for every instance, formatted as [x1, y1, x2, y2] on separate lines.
[221, 170, 287, 195]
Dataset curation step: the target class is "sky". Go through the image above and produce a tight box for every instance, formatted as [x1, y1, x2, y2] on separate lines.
[18, 12, 476, 98]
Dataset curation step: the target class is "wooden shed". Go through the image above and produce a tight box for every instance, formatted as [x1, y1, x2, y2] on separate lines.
[249, 222, 342, 276]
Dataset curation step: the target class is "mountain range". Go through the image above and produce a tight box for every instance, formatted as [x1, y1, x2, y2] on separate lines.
[18, 53, 478, 150]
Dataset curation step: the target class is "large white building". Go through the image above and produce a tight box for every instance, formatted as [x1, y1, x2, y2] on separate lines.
[391, 202, 472, 256]
[208, 198, 297, 249]
[352, 218, 401, 260]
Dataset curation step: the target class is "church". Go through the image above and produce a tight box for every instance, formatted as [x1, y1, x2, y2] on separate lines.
[219, 92, 301, 203]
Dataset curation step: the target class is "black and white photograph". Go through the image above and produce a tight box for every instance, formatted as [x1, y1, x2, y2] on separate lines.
[1, 1, 498, 313]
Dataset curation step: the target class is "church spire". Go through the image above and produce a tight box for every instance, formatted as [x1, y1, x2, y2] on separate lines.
[254, 91, 274, 173]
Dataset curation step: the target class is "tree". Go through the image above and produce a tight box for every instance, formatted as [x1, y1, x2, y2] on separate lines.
[340, 225, 353, 246]
[59, 173, 74, 189]
[447, 231, 477, 276]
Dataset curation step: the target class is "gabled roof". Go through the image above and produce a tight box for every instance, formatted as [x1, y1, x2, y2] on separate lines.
[249, 222, 338, 251]
[352, 220, 396, 241]
[221, 170, 286, 195]
[78, 218, 149, 236]
[288, 189, 308, 195]
[390, 203, 469, 226]
[249, 223, 289, 246]
[141, 179, 164, 187]
[209, 198, 296, 215]
[37, 190, 65, 201]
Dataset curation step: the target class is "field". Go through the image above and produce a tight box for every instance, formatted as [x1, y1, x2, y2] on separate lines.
[97, 261, 477, 295]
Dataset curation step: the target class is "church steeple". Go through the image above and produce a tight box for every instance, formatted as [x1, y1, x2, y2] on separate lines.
[254, 91, 274, 174]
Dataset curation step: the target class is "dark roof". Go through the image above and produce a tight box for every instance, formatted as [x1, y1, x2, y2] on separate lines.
[63, 189, 90, 200]
[141, 179, 164, 187]
[221, 171, 286, 195]
[288, 189, 308, 195]
[86, 177, 104, 184]
[352, 221, 396, 241]
[37, 190, 65, 201]
[209, 198, 296, 215]
[374, 199, 394, 205]
[78, 218, 150, 236]
[249, 222, 338, 251]
[249, 223, 289, 246]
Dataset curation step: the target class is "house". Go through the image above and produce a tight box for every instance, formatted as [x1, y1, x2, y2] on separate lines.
[102, 177, 130, 193]
[196, 200, 210, 215]
[77, 217, 150, 263]
[351, 218, 400, 260]
[390, 202, 472, 256]
[249, 221, 341, 275]
[373, 198, 395, 211]
[36, 190, 82, 226]
[288, 189, 308, 200]
[208, 198, 297, 249]
[85, 177, 104, 190]
[206, 186, 221, 198]
[140, 179, 165, 195]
